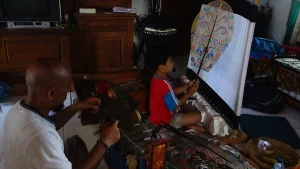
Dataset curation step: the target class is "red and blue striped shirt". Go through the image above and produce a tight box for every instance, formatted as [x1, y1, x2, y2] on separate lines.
[149, 75, 179, 126]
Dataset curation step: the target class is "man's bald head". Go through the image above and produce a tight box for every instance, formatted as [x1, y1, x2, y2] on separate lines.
[26, 59, 72, 95]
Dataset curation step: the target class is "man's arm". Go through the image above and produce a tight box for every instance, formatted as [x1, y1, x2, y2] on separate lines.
[54, 105, 80, 130]
[55, 97, 101, 130]
[76, 121, 120, 169]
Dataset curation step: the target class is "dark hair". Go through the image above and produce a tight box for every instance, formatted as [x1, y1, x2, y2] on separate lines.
[147, 47, 170, 71]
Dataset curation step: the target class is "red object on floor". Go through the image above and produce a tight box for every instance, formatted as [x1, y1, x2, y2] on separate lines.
[146, 140, 167, 169]
[284, 45, 300, 57]
[96, 81, 111, 95]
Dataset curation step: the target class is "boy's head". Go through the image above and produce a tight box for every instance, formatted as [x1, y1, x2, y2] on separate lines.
[148, 47, 174, 73]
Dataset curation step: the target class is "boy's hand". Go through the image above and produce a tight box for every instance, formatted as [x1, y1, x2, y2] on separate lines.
[188, 83, 200, 95]
[188, 80, 195, 87]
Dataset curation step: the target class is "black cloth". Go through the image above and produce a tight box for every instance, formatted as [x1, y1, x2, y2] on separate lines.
[194, 0, 258, 22]
[243, 80, 284, 114]
[240, 114, 300, 149]
[64, 135, 88, 168]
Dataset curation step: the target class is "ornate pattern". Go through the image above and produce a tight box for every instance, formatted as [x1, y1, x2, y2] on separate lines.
[208, 0, 233, 13]
[153, 144, 166, 169]
[146, 140, 167, 169]
[166, 134, 256, 169]
[190, 4, 235, 72]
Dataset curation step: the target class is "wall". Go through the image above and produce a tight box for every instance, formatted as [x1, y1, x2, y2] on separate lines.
[132, 0, 148, 15]
[290, 12, 300, 44]
[259, 0, 293, 44]
[132, 0, 148, 67]
[132, 0, 148, 46]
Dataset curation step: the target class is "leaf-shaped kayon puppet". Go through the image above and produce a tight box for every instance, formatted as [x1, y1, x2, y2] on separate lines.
[190, 0, 235, 72]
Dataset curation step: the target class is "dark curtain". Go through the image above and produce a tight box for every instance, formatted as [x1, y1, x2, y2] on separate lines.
[195, 0, 258, 22]
[254, 4, 273, 38]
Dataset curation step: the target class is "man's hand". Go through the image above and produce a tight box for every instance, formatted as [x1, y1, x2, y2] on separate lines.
[74, 97, 101, 114]
[187, 83, 200, 95]
[101, 121, 121, 147]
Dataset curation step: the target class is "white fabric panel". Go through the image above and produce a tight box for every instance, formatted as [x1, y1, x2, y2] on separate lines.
[188, 14, 253, 115]
[236, 23, 256, 116]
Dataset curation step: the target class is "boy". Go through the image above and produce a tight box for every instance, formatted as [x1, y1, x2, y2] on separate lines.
[149, 48, 202, 129]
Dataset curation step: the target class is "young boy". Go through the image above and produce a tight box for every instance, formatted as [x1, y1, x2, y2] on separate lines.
[149, 48, 202, 129]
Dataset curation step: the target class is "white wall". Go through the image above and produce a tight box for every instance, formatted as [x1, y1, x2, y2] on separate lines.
[132, 0, 148, 46]
[259, 0, 268, 5]
[131, 0, 148, 67]
[259, 0, 293, 44]
[290, 11, 300, 44]
[269, 0, 293, 44]
[132, 0, 148, 15]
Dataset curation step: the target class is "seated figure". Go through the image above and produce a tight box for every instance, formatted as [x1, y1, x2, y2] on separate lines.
[149, 48, 203, 130]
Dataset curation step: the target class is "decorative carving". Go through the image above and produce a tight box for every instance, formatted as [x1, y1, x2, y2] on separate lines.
[126, 154, 138, 169]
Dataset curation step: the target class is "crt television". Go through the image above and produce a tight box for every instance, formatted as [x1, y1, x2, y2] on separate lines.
[0, 0, 61, 22]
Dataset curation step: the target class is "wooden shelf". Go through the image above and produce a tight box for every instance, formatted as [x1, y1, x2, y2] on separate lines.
[74, 12, 135, 18]
[0, 27, 70, 33]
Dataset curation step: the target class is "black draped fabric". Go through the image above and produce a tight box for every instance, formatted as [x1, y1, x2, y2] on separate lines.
[195, 0, 258, 22]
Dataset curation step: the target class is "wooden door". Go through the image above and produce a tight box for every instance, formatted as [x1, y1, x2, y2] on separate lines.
[86, 31, 132, 72]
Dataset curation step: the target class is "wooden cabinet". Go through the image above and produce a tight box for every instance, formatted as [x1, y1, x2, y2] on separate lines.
[0, 28, 71, 95]
[0, 29, 70, 72]
[79, 0, 131, 8]
[86, 31, 129, 72]
[72, 13, 134, 73]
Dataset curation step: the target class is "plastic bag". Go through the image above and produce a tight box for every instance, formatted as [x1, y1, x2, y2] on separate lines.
[0, 81, 12, 98]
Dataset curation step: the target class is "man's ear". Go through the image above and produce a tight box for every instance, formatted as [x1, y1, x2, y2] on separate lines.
[47, 88, 55, 101]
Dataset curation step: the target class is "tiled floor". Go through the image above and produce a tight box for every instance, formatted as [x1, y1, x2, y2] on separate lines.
[0, 93, 108, 169]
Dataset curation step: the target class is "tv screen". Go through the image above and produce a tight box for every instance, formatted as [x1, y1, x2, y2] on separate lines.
[0, 0, 61, 21]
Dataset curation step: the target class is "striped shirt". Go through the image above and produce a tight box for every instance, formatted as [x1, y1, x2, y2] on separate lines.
[149, 75, 179, 125]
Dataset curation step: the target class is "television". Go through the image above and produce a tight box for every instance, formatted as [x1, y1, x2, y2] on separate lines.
[0, 0, 61, 22]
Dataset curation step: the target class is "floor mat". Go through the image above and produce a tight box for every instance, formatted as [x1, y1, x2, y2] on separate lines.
[240, 114, 300, 149]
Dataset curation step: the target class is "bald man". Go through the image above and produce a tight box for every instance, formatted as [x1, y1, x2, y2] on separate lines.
[0, 59, 120, 169]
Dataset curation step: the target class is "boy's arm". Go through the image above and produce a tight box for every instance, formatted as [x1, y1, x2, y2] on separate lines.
[173, 84, 189, 95]
[164, 83, 199, 111]
[177, 92, 191, 108]
[177, 83, 199, 108]
[173, 80, 195, 95]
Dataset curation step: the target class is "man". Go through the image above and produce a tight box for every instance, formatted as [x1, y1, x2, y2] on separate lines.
[0, 59, 120, 169]
[149, 47, 202, 129]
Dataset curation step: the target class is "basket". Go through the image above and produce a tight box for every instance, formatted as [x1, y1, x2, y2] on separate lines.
[274, 59, 300, 110]
[284, 94, 300, 110]
[247, 137, 300, 169]
[275, 64, 300, 92]
[249, 58, 273, 76]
